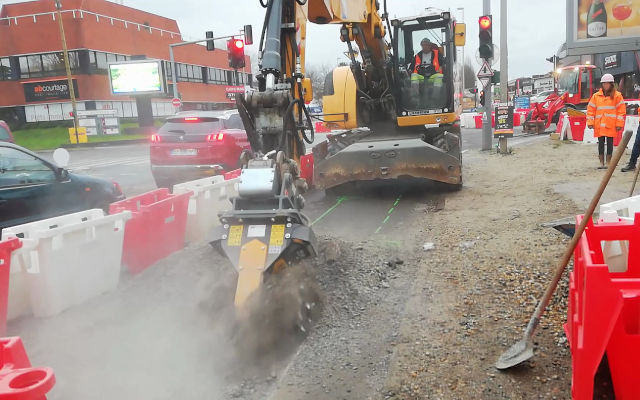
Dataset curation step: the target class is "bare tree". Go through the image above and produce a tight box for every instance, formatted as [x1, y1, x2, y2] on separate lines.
[462, 58, 478, 90]
[305, 63, 334, 102]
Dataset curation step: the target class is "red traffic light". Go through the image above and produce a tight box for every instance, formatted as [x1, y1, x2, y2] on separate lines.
[234, 39, 244, 49]
[479, 16, 491, 30]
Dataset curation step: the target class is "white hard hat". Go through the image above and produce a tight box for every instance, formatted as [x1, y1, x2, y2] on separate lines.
[601, 73, 615, 83]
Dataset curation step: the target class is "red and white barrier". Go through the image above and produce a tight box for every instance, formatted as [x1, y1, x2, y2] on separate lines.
[0, 337, 55, 400]
[566, 214, 640, 400]
[109, 189, 191, 275]
[1, 210, 130, 317]
[173, 176, 239, 243]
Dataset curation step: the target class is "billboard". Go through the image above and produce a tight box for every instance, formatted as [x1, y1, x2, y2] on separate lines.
[567, 0, 640, 56]
[23, 79, 79, 102]
[108, 60, 165, 95]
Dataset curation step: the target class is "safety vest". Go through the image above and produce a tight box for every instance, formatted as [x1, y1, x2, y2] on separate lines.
[586, 89, 626, 138]
[413, 49, 442, 74]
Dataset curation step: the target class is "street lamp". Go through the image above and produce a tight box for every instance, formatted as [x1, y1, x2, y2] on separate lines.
[54, 0, 80, 144]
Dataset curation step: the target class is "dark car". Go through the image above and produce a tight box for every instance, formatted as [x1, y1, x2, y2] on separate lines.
[150, 110, 251, 188]
[0, 121, 14, 143]
[0, 142, 125, 231]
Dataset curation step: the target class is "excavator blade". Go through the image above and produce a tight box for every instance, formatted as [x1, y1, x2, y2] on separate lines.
[313, 133, 462, 189]
[211, 214, 316, 309]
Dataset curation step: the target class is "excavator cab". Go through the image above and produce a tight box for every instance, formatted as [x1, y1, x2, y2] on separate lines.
[392, 12, 459, 122]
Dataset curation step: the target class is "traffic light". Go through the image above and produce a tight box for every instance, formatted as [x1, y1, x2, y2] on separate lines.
[480, 90, 485, 106]
[206, 31, 215, 51]
[478, 15, 493, 60]
[545, 55, 558, 64]
[227, 38, 245, 69]
[470, 88, 477, 94]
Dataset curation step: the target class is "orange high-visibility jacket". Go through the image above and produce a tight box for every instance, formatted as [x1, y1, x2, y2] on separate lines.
[586, 89, 626, 138]
[413, 49, 442, 74]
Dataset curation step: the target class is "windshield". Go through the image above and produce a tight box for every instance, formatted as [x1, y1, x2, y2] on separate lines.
[557, 69, 579, 95]
[396, 22, 448, 112]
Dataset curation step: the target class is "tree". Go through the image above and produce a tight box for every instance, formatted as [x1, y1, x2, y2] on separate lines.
[463, 58, 476, 90]
[305, 64, 334, 102]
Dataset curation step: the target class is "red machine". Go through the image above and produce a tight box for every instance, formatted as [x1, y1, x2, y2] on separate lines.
[523, 65, 601, 133]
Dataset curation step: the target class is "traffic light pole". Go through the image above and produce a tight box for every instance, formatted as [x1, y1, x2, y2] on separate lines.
[482, 0, 492, 151]
[498, 0, 508, 154]
[169, 33, 243, 110]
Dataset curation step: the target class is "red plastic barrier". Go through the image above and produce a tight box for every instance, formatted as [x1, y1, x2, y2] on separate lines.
[224, 169, 241, 180]
[0, 239, 21, 337]
[474, 115, 482, 129]
[568, 116, 586, 141]
[314, 122, 330, 133]
[0, 337, 55, 400]
[109, 189, 191, 274]
[299, 153, 314, 186]
[613, 129, 623, 147]
[566, 215, 640, 400]
[513, 112, 521, 127]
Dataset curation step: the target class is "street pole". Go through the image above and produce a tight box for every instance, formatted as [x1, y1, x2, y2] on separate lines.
[499, 0, 508, 154]
[169, 45, 180, 111]
[54, 0, 79, 145]
[482, 0, 492, 151]
[457, 7, 465, 92]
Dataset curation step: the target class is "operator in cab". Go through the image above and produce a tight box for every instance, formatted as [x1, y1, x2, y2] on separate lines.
[408, 37, 445, 109]
[409, 38, 443, 81]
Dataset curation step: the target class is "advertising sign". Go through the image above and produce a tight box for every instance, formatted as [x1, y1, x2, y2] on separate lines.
[567, 0, 640, 56]
[514, 96, 531, 110]
[604, 52, 621, 69]
[225, 86, 245, 100]
[23, 79, 79, 102]
[108, 60, 165, 95]
[494, 105, 514, 137]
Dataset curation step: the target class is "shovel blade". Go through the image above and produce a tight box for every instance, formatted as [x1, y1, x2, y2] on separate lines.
[495, 338, 534, 370]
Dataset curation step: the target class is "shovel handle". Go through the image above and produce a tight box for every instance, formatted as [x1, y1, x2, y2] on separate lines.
[630, 157, 640, 197]
[523, 130, 633, 339]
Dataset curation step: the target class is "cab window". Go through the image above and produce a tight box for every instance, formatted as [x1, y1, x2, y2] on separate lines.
[0, 147, 56, 187]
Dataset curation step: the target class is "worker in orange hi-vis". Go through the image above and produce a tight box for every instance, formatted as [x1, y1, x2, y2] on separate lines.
[586, 73, 626, 169]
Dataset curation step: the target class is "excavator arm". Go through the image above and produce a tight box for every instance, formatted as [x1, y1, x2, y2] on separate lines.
[212, 0, 392, 310]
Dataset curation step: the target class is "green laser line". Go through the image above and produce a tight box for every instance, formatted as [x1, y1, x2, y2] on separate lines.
[311, 196, 348, 226]
[374, 194, 402, 234]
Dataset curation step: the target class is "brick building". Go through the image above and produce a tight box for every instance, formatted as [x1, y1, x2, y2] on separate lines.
[0, 0, 252, 123]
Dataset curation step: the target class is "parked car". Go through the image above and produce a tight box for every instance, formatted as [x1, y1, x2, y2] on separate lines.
[0, 120, 14, 143]
[530, 90, 555, 105]
[150, 110, 251, 188]
[0, 142, 125, 231]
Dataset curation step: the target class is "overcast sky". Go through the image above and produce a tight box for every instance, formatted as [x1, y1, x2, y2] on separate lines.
[1, 0, 566, 83]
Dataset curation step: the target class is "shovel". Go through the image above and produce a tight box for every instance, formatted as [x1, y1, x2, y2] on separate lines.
[496, 130, 633, 370]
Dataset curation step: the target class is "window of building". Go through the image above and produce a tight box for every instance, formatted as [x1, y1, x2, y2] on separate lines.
[0, 58, 12, 81]
[18, 52, 79, 78]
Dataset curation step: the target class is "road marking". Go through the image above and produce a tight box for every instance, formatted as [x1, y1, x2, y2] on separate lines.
[69, 157, 149, 170]
[374, 194, 402, 234]
[310, 195, 348, 226]
[462, 149, 469, 154]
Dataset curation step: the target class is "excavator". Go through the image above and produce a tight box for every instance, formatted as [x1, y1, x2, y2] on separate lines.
[211, 0, 466, 312]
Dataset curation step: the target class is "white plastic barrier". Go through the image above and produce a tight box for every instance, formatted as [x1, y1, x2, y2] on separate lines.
[623, 115, 638, 149]
[582, 126, 597, 144]
[600, 195, 640, 221]
[460, 113, 477, 129]
[1, 209, 131, 317]
[173, 176, 240, 243]
[5, 239, 37, 320]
